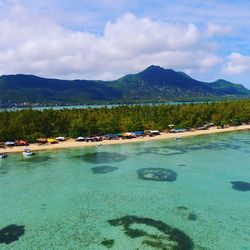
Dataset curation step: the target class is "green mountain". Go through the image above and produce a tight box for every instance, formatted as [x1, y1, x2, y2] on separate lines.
[107, 65, 250, 101]
[207, 79, 250, 95]
[0, 74, 122, 105]
[0, 65, 249, 106]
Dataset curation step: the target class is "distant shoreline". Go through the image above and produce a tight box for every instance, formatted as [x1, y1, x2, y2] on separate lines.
[0, 100, 213, 112]
[1, 125, 249, 155]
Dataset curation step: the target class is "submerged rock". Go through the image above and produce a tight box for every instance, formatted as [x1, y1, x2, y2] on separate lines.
[231, 181, 250, 191]
[0, 224, 25, 244]
[137, 168, 177, 182]
[91, 166, 118, 174]
[108, 215, 193, 250]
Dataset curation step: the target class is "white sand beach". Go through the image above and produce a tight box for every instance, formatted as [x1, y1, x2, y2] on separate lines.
[1, 125, 249, 154]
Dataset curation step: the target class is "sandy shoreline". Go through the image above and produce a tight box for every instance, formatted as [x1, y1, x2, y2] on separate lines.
[1, 125, 249, 154]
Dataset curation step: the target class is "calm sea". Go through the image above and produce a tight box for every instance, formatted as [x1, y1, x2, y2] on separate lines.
[0, 131, 249, 249]
[0, 101, 205, 112]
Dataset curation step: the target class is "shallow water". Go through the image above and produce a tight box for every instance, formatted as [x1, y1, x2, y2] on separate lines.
[0, 131, 249, 249]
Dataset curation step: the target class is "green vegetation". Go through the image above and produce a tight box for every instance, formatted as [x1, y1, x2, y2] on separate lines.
[1, 66, 249, 106]
[0, 100, 249, 142]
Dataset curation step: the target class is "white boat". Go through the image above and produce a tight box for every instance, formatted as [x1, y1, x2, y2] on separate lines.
[175, 136, 182, 140]
[0, 153, 7, 159]
[23, 148, 33, 157]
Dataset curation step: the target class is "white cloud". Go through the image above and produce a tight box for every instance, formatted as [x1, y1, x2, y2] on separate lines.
[223, 52, 250, 75]
[0, 8, 224, 80]
[206, 23, 232, 37]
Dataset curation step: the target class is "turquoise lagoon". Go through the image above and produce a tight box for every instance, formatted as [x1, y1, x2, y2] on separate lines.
[0, 132, 249, 249]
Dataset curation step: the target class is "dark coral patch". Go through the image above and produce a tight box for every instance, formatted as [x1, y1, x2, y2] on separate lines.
[177, 164, 187, 167]
[0, 224, 25, 244]
[41, 204, 46, 210]
[136, 140, 241, 157]
[137, 168, 177, 182]
[92, 166, 118, 174]
[188, 213, 198, 221]
[108, 215, 193, 250]
[101, 239, 115, 248]
[177, 206, 188, 211]
[142, 239, 170, 249]
[231, 181, 250, 191]
[82, 152, 127, 164]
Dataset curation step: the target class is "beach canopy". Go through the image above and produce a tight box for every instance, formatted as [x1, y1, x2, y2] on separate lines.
[76, 136, 85, 141]
[56, 136, 65, 141]
[175, 128, 186, 132]
[48, 138, 58, 144]
[122, 132, 137, 138]
[4, 141, 15, 146]
[115, 133, 123, 137]
[122, 132, 133, 136]
[104, 134, 118, 138]
[15, 140, 28, 146]
[104, 134, 117, 137]
[144, 130, 160, 135]
[150, 130, 160, 133]
[131, 131, 144, 136]
[36, 138, 48, 143]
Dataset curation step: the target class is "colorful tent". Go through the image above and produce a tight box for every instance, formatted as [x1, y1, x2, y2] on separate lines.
[48, 138, 58, 144]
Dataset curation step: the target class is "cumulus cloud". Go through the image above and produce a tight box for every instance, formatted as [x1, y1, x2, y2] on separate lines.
[0, 7, 224, 80]
[223, 52, 250, 75]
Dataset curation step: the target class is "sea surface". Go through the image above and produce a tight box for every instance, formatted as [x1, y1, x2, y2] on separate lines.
[0, 101, 205, 112]
[0, 131, 249, 249]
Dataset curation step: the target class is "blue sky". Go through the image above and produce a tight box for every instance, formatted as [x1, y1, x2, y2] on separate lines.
[1, 0, 250, 88]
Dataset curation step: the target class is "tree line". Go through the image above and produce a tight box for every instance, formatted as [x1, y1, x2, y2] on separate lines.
[0, 100, 249, 142]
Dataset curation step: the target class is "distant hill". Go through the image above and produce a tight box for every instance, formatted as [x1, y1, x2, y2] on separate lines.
[0, 74, 122, 105]
[109, 66, 250, 100]
[0, 65, 249, 106]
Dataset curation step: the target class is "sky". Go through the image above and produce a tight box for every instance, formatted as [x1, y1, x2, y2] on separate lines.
[0, 0, 250, 88]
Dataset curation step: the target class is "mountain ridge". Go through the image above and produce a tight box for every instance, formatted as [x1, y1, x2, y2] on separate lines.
[0, 65, 249, 106]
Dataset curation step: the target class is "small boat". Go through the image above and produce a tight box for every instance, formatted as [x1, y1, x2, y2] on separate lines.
[0, 153, 7, 159]
[23, 148, 34, 157]
[175, 136, 182, 140]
